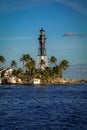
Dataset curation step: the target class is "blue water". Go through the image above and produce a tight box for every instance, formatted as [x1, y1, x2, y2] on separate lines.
[0, 84, 87, 130]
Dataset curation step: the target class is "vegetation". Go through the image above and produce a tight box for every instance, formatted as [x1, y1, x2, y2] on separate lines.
[49, 56, 57, 66]
[0, 55, 5, 67]
[11, 60, 17, 69]
[0, 54, 69, 84]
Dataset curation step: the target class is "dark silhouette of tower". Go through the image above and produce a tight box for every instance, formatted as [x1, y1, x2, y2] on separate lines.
[36, 28, 48, 69]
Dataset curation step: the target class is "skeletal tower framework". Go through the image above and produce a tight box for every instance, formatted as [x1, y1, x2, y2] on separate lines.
[36, 28, 48, 69]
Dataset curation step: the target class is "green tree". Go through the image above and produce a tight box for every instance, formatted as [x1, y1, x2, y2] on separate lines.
[0, 55, 5, 68]
[24, 57, 35, 83]
[20, 54, 31, 71]
[13, 68, 24, 79]
[11, 60, 17, 69]
[49, 56, 57, 66]
[26, 60, 35, 70]
[58, 60, 69, 78]
[25, 59, 35, 75]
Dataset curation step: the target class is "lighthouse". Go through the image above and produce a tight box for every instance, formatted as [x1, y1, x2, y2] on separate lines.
[36, 28, 48, 69]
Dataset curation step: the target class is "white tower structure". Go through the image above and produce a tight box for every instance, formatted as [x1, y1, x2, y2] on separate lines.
[36, 28, 48, 69]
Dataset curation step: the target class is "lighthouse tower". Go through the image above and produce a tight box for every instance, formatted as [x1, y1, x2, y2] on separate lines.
[36, 28, 48, 69]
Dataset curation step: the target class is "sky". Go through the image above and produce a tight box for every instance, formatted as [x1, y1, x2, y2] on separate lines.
[0, 0, 87, 78]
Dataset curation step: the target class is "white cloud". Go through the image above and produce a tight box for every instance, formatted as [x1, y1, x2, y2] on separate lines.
[0, 37, 34, 40]
[63, 32, 87, 38]
[52, 0, 87, 14]
[0, 48, 14, 52]
[0, 0, 87, 14]
[0, 0, 49, 13]
[63, 32, 74, 37]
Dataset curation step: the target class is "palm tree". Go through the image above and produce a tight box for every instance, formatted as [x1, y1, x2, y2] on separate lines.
[26, 60, 35, 70]
[42, 67, 52, 83]
[0, 55, 5, 68]
[20, 54, 31, 71]
[0, 55, 5, 64]
[33, 69, 40, 78]
[13, 68, 24, 79]
[58, 59, 69, 78]
[11, 60, 17, 69]
[49, 56, 57, 66]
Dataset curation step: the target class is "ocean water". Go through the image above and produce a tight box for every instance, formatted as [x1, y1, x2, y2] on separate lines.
[0, 84, 87, 130]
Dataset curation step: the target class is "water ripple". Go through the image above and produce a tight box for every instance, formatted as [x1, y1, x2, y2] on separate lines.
[0, 84, 87, 130]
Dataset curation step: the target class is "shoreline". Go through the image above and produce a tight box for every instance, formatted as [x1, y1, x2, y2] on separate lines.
[0, 78, 87, 85]
[38, 79, 87, 85]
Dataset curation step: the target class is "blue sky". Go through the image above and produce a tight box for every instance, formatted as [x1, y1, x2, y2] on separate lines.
[0, 0, 87, 69]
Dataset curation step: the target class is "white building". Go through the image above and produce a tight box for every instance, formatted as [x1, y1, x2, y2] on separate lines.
[33, 78, 40, 84]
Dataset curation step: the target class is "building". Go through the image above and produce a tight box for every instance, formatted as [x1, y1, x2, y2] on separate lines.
[0, 68, 22, 84]
[36, 28, 48, 70]
[0, 68, 6, 84]
[33, 78, 40, 85]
